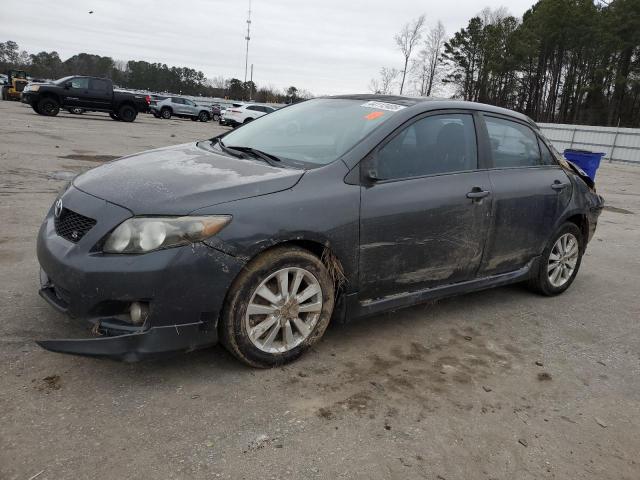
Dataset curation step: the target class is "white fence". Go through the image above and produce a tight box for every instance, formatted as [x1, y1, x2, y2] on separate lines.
[538, 122, 640, 164]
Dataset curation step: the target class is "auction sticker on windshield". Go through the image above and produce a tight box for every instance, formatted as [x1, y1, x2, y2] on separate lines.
[361, 101, 406, 112]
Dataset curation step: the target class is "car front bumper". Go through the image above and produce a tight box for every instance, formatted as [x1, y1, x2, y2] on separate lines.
[21, 92, 36, 105]
[36, 186, 245, 361]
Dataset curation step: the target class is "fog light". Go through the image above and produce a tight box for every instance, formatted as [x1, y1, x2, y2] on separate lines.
[129, 302, 149, 325]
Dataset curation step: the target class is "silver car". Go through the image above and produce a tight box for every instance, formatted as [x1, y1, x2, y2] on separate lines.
[150, 96, 212, 122]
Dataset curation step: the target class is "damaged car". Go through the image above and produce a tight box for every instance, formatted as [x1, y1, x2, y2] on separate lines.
[36, 95, 604, 367]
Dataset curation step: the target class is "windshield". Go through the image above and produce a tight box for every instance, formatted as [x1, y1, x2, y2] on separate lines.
[54, 76, 74, 85]
[219, 98, 403, 166]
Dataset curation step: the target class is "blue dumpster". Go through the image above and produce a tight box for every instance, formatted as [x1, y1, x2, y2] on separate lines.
[563, 149, 605, 182]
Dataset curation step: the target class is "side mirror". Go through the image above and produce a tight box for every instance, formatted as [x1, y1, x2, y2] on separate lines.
[362, 155, 381, 182]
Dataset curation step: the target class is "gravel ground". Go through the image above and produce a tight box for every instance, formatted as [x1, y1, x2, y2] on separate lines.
[0, 100, 639, 480]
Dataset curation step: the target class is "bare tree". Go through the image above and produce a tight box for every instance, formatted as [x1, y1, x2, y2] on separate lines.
[394, 14, 426, 95]
[369, 67, 400, 94]
[208, 75, 226, 89]
[412, 21, 447, 97]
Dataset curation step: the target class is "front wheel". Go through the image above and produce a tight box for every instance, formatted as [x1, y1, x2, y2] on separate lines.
[37, 97, 60, 116]
[118, 104, 137, 122]
[220, 246, 335, 368]
[528, 222, 583, 296]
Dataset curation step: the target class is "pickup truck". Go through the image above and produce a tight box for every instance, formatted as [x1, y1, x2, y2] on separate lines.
[21, 76, 150, 122]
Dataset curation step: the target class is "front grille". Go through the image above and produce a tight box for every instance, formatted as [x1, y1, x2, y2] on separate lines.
[54, 208, 96, 243]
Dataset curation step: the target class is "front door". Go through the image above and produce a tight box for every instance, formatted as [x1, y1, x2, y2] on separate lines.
[478, 114, 572, 276]
[62, 77, 90, 107]
[358, 112, 492, 301]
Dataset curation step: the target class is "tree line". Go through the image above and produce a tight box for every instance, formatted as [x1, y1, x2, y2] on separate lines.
[0, 40, 310, 103]
[371, 0, 640, 127]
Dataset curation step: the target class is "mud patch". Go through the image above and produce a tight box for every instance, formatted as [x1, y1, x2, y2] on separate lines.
[59, 154, 120, 162]
[35, 374, 62, 393]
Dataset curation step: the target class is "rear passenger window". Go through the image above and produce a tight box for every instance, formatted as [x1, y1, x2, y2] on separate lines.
[485, 116, 541, 168]
[376, 113, 477, 180]
[90, 79, 109, 91]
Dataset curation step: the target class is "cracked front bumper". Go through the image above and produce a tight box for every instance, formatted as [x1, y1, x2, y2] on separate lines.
[36, 186, 245, 361]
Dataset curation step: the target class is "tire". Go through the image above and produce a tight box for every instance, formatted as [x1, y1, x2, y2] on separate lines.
[213, 114, 220, 122]
[68, 107, 84, 114]
[220, 246, 335, 368]
[118, 104, 137, 122]
[32, 104, 41, 114]
[161, 107, 172, 119]
[198, 111, 210, 122]
[528, 222, 583, 296]
[109, 112, 120, 121]
[37, 97, 60, 116]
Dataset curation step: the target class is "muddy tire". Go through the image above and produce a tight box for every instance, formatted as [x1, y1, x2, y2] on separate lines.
[528, 222, 583, 296]
[38, 97, 60, 116]
[161, 107, 172, 119]
[220, 246, 335, 368]
[118, 104, 137, 122]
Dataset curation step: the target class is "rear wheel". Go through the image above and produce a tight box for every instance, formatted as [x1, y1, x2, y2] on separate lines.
[161, 107, 172, 119]
[528, 222, 583, 296]
[220, 246, 335, 368]
[198, 111, 210, 122]
[118, 104, 137, 122]
[37, 97, 60, 116]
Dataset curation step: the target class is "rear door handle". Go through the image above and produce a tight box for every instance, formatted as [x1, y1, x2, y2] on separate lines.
[551, 181, 568, 191]
[466, 189, 491, 199]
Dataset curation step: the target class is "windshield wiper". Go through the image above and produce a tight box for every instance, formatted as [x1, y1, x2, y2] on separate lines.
[227, 146, 283, 167]
[210, 138, 245, 159]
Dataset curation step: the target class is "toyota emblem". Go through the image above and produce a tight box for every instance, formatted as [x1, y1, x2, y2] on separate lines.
[54, 199, 63, 218]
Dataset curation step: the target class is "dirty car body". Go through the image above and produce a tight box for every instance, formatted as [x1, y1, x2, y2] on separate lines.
[36, 95, 604, 363]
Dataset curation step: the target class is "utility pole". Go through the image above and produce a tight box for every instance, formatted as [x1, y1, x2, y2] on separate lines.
[249, 63, 254, 101]
[243, 0, 252, 86]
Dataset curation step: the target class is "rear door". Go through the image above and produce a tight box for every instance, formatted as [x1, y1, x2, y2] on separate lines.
[358, 111, 493, 301]
[88, 78, 112, 110]
[477, 114, 572, 276]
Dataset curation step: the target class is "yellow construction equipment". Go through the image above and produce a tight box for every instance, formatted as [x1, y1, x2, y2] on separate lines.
[1, 70, 28, 101]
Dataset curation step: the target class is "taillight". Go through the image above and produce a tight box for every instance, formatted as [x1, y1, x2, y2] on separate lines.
[145, 95, 151, 104]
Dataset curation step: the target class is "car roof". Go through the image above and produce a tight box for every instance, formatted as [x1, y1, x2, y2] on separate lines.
[326, 94, 536, 127]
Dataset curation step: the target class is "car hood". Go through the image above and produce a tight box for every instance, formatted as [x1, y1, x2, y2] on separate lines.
[73, 142, 304, 215]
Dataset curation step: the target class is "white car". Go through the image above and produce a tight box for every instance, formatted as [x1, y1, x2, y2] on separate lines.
[222, 103, 277, 127]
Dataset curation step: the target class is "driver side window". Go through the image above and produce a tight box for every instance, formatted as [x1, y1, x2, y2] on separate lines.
[376, 113, 478, 180]
[70, 78, 89, 89]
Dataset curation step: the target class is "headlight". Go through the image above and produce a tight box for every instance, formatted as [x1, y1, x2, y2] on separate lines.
[103, 216, 231, 254]
[25, 85, 39, 92]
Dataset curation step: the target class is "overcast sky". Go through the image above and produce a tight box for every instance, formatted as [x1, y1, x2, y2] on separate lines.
[2, 0, 536, 95]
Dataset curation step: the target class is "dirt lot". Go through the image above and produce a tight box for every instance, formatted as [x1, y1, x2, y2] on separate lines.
[0, 100, 639, 480]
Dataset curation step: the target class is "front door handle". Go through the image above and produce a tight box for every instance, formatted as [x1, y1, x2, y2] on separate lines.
[551, 181, 568, 191]
[466, 188, 491, 199]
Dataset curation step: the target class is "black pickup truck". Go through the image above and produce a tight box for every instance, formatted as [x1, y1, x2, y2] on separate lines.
[21, 76, 150, 122]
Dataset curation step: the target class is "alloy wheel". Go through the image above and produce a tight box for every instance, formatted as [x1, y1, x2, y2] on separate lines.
[244, 267, 323, 354]
[547, 233, 579, 288]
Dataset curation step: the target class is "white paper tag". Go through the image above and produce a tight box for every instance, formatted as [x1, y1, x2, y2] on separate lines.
[360, 101, 406, 112]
